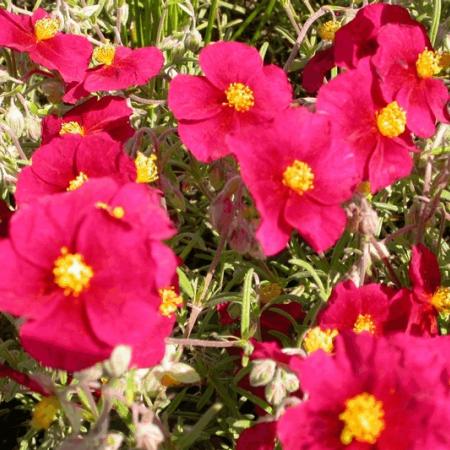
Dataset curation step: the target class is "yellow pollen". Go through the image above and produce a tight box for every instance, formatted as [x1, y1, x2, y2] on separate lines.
[95, 202, 126, 219]
[416, 49, 441, 79]
[431, 287, 450, 314]
[353, 314, 376, 334]
[93, 43, 116, 66]
[376, 101, 406, 138]
[31, 396, 60, 430]
[438, 52, 450, 70]
[282, 160, 314, 195]
[135, 152, 159, 183]
[59, 121, 85, 136]
[34, 17, 60, 41]
[258, 282, 283, 304]
[339, 392, 385, 445]
[53, 247, 93, 297]
[67, 172, 88, 191]
[159, 287, 183, 317]
[317, 21, 340, 41]
[224, 82, 255, 112]
[161, 373, 182, 387]
[303, 327, 338, 354]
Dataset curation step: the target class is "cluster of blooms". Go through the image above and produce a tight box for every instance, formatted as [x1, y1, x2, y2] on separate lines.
[0, 8, 181, 371]
[166, 2, 450, 448]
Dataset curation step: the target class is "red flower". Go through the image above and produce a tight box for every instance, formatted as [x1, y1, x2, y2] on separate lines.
[64, 44, 164, 102]
[302, 4, 418, 93]
[373, 24, 449, 138]
[15, 135, 136, 205]
[41, 96, 134, 145]
[168, 41, 292, 162]
[316, 58, 416, 193]
[228, 107, 356, 255]
[0, 178, 178, 371]
[0, 199, 12, 237]
[0, 8, 92, 82]
[318, 280, 411, 336]
[278, 333, 450, 450]
[237, 421, 277, 450]
[406, 244, 449, 336]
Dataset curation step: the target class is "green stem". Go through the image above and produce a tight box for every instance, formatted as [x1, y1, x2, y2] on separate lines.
[430, 0, 441, 46]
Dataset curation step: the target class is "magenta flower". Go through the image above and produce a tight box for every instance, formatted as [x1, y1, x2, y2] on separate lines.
[278, 333, 450, 450]
[168, 41, 292, 162]
[15, 135, 136, 205]
[0, 178, 178, 371]
[227, 107, 356, 256]
[373, 23, 449, 138]
[0, 8, 92, 82]
[41, 96, 134, 145]
[316, 58, 416, 193]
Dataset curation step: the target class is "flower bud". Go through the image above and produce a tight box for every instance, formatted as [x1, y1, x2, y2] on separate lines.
[6, 101, 25, 137]
[185, 29, 202, 52]
[135, 422, 164, 450]
[104, 345, 132, 378]
[158, 363, 201, 386]
[280, 368, 299, 393]
[264, 368, 286, 406]
[249, 359, 277, 387]
[26, 116, 41, 141]
[101, 433, 124, 450]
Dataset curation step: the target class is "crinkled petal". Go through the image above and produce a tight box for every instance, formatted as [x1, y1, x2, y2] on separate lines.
[409, 244, 441, 295]
[0, 8, 35, 51]
[302, 47, 335, 93]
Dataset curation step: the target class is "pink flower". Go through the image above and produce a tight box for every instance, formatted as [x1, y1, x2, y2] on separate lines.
[227, 107, 356, 255]
[372, 23, 449, 138]
[406, 244, 449, 336]
[64, 44, 164, 102]
[0, 178, 178, 371]
[302, 4, 419, 93]
[41, 96, 134, 145]
[15, 135, 136, 205]
[316, 58, 416, 193]
[0, 8, 92, 82]
[318, 280, 411, 336]
[278, 333, 450, 450]
[168, 41, 292, 162]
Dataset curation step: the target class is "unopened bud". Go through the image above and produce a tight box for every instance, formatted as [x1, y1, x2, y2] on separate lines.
[104, 345, 132, 377]
[101, 432, 124, 450]
[6, 101, 25, 137]
[280, 368, 299, 393]
[135, 422, 164, 450]
[185, 29, 202, 52]
[249, 359, 277, 387]
[264, 368, 287, 406]
[26, 116, 41, 141]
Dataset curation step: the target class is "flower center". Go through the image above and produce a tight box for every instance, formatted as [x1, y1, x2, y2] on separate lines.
[95, 202, 125, 219]
[93, 43, 116, 66]
[258, 282, 283, 304]
[159, 287, 183, 317]
[303, 327, 338, 354]
[353, 313, 376, 334]
[135, 152, 159, 183]
[31, 396, 60, 430]
[282, 160, 314, 195]
[34, 17, 60, 41]
[59, 121, 85, 136]
[376, 101, 406, 138]
[66, 172, 88, 191]
[224, 82, 255, 112]
[416, 49, 441, 79]
[339, 392, 385, 445]
[53, 247, 93, 297]
[317, 20, 340, 41]
[431, 287, 450, 314]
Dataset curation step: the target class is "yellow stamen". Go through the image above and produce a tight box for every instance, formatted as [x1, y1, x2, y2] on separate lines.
[431, 287, 450, 314]
[93, 43, 116, 66]
[59, 121, 85, 136]
[159, 287, 183, 317]
[339, 392, 385, 445]
[258, 282, 283, 304]
[353, 314, 376, 334]
[376, 101, 406, 138]
[53, 247, 93, 297]
[135, 152, 159, 183]
[416, 49, 441, 79]
[95, 202, 126, 219]
[34, 17, 60, 41]
[282, 160, 314, 195]
[317, 21, 340, 41]
[303, 327, 338, 354]
[31, 396, 60, 430]
[67, 172, 88, 191]
[438, 52, 450, 70]
[224, 82, 255, 112]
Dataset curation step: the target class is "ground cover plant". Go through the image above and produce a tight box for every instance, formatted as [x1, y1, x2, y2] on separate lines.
[0, 0, 449, 449]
